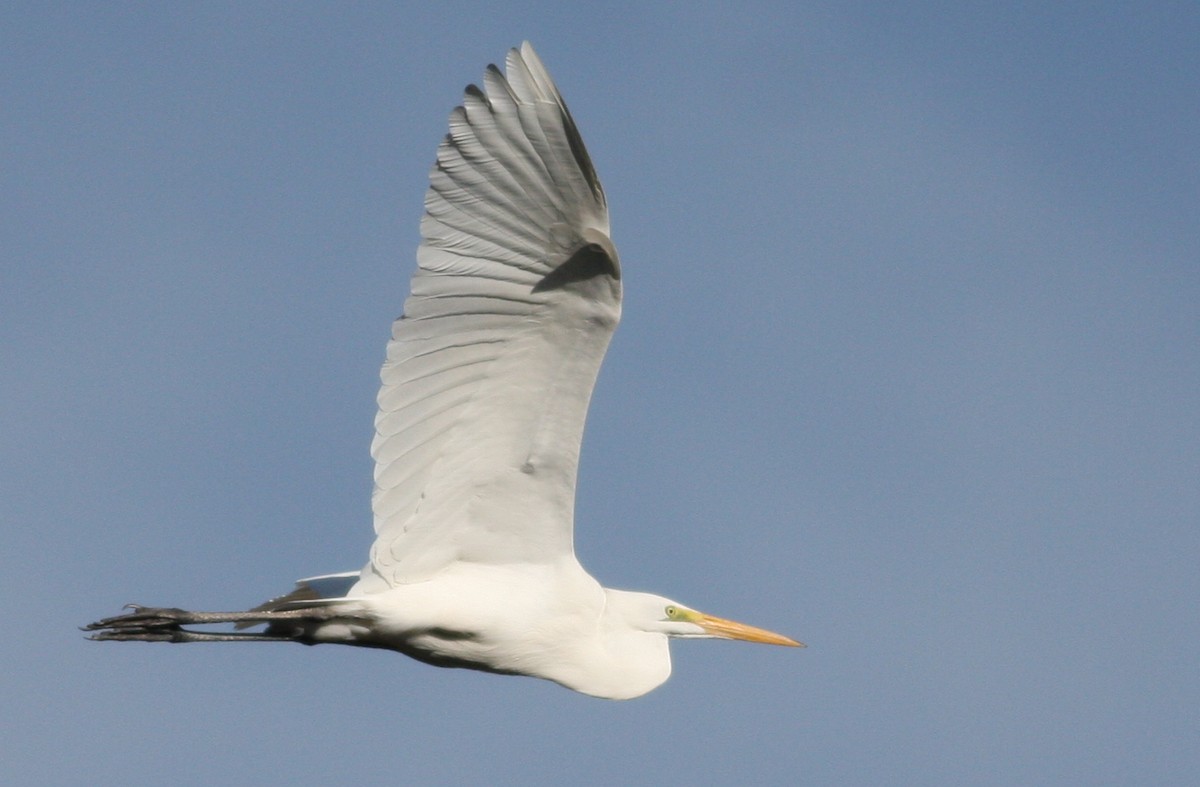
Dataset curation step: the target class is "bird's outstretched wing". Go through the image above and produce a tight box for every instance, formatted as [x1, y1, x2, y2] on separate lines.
[358, 43, 620, 592]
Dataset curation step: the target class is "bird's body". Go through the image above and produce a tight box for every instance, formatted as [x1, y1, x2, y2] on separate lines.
[86, 43, 801, 700]
[314, 564, 674, 700]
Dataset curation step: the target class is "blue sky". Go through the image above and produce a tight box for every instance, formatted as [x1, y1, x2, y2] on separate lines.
[4, 3, 1198, 784]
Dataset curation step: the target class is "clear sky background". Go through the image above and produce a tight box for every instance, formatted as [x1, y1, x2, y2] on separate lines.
[4, 3, 1198, 785]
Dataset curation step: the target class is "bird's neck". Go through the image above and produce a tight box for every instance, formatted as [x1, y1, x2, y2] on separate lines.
[542, 589, 672, 700]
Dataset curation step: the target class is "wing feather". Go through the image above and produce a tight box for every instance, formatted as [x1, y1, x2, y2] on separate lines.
[357, 43, 621, 592]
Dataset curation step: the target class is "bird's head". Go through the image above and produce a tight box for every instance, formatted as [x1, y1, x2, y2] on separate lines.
[571, 589, 803, 698]
[611, 590, 804, 647]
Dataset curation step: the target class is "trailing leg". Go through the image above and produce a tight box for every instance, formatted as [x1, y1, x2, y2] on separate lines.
[84, 604, 340, 644]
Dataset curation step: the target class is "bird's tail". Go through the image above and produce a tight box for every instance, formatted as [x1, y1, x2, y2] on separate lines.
[235, 571, 361, 629]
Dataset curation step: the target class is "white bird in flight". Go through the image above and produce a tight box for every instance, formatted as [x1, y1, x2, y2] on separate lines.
[87, 42, 802, 700]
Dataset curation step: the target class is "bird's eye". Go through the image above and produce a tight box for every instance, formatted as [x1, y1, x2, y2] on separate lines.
[665, 606, 678, 618]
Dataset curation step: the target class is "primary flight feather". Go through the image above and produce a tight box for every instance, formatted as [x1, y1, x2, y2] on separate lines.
[86, 42, 801, 700]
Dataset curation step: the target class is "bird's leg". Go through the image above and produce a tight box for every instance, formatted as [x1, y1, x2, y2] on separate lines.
[83, 604, 334, 644]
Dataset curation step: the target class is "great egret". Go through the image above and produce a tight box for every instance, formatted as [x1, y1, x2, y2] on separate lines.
[86, 42, 802, 700]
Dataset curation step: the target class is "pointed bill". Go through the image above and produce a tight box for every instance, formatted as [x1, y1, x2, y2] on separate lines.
[693, 611, 805, 647]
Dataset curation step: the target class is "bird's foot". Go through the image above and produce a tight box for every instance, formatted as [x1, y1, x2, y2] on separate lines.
[83, 605, 195, 642]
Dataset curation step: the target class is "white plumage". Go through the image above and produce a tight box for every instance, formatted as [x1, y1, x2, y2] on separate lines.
[87, 43, 800, 700]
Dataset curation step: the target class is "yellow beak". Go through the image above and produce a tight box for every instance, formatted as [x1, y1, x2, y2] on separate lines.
[692, 611, 805, 647]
